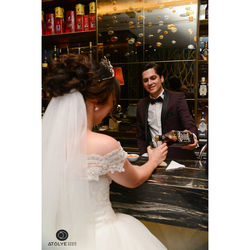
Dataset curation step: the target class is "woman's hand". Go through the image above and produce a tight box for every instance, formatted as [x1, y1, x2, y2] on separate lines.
[147, 143, 168, 166]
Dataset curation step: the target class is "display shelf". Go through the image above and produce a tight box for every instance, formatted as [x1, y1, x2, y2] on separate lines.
[42, 31, 96, 48]
[197, 98, 208, 102]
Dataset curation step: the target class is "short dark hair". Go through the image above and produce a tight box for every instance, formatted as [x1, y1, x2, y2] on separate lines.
[142, 62, 163, 76]
[168, 76, 182, 91]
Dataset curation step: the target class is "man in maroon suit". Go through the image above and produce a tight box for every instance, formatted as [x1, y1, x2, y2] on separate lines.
[136, 63, 198, 159]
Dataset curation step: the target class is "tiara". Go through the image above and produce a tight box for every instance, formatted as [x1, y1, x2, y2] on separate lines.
[99, 56, 115, 82]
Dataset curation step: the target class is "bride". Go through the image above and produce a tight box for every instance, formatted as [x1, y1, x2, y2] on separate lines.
[42, 54, 168, 249]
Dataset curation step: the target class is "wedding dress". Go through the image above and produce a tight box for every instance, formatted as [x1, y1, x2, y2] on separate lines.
[42, 91, 167, 250]
[87, 144, 167, 250]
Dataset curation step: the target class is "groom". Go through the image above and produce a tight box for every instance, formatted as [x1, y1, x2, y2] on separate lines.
[136, 63, 198, 160]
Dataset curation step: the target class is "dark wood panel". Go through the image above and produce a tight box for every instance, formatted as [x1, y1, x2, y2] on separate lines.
[110, 158, 208, 231]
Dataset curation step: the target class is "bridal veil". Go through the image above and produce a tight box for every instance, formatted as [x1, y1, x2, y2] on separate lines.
[42, 90, 95, 249]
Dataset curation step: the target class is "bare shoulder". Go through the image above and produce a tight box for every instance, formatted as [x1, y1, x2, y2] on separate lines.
[86, 132, 120, 155]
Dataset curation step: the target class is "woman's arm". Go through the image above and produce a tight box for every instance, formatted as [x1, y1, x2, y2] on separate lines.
[108, 143, 168, 188]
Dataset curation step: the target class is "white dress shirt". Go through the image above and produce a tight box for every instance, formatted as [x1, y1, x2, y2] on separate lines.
[148, 90, 164, 148]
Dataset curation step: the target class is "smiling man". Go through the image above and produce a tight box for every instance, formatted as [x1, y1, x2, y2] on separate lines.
[136, 62, 198, 160]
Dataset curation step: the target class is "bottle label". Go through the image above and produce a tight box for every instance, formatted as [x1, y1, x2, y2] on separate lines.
[55, 24, 61, 32]
[176, 131, 193, 144]
[42, 62, 48, 68]
[84, 15, 89, 31]
[198, 121, 207, 132]
[199, 85, 207, 96]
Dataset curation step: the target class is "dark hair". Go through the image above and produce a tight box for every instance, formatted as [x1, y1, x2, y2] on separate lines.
[142, 62, 163, 77]
[168, 76, 182, 91]
[43, 54, 120, 107]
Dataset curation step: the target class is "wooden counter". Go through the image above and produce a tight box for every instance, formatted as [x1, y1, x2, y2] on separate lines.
[110, 157, 208, 231]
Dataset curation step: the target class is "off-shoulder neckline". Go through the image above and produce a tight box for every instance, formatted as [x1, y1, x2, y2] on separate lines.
[86, 142, 124, 158]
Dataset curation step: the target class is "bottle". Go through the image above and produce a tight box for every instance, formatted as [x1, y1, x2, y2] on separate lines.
[55, 6, 64, 34]
[42, 50, 48, 69]
[75, 3, 84, 32]
[205, 4, 208, 19]
[154, 130, 194, 147]
[53, 45, 58, 61]
[77, 43, 84, 54]
[201, 41, 208, 61]
[198, 112, 207, 138]
[89, 41, 93, 60]
[42, 11, 45, 35]
[42, 107, 46, 118]
[198, 77, 208, 98]
[89, 1, 96, 31]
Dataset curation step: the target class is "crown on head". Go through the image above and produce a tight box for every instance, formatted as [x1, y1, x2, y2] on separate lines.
[99, 56, 115, 82]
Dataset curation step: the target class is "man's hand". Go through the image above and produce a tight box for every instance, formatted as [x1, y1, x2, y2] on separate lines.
[181, 130, 198, 150]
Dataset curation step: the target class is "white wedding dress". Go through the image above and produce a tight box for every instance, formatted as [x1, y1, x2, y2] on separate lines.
[87, 144, 167, 250]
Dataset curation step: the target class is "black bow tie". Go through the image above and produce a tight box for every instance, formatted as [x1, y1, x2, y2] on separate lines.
[149, 96, 163, 104]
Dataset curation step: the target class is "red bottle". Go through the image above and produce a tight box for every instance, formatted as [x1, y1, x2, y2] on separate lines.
[55, 7, 64, 34]
[75, 4, 84, 32]
[65, 10, 76, 33]
[84, 15, 89, 31]
[42, 11, 45, 35]
[46, 13, 55, 35]
[89, 14, 96, 31]
[89, 2, 96, 31]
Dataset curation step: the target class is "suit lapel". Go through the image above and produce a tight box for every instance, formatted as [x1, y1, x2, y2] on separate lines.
[161, 90, 170, 131]
[144, 97, 151, 145]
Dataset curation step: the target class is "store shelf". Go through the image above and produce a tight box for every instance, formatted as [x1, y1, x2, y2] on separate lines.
[200, 19, 208, 26]
[197, 98, 208, 102]
[42, 31, 96, 48]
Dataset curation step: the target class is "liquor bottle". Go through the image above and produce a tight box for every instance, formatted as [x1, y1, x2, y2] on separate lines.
[77, 43, 84, 54]
[198, 77, 208, 98]
[198, 112, 207, 138]
[42, 50, 48, 69]
[201, 41, 208, 61]
[42, 11, 45, 35]
[89, 41, 93, 60]
[89, 1, 96, 31]
[55, 6, 64, 34]
[42, 107, 46, 118]
[53, 45, 58, 61]
[60, 45, 70, 55]
[205, 4, 208, 19]
[75, 3, 84, 32]
[154, 130, 194, 147]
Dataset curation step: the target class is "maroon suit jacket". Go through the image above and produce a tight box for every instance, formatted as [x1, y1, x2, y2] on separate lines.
[136, 89, 198, 160]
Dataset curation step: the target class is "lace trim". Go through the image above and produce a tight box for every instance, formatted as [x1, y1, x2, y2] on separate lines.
[87, 144, 127, 181]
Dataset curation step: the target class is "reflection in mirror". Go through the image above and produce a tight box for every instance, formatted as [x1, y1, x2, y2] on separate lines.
[97, 0, 198, 63]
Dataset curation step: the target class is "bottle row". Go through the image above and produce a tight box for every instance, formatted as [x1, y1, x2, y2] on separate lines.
[42, 2, 96, 35]
[42, 42, 94, 68]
